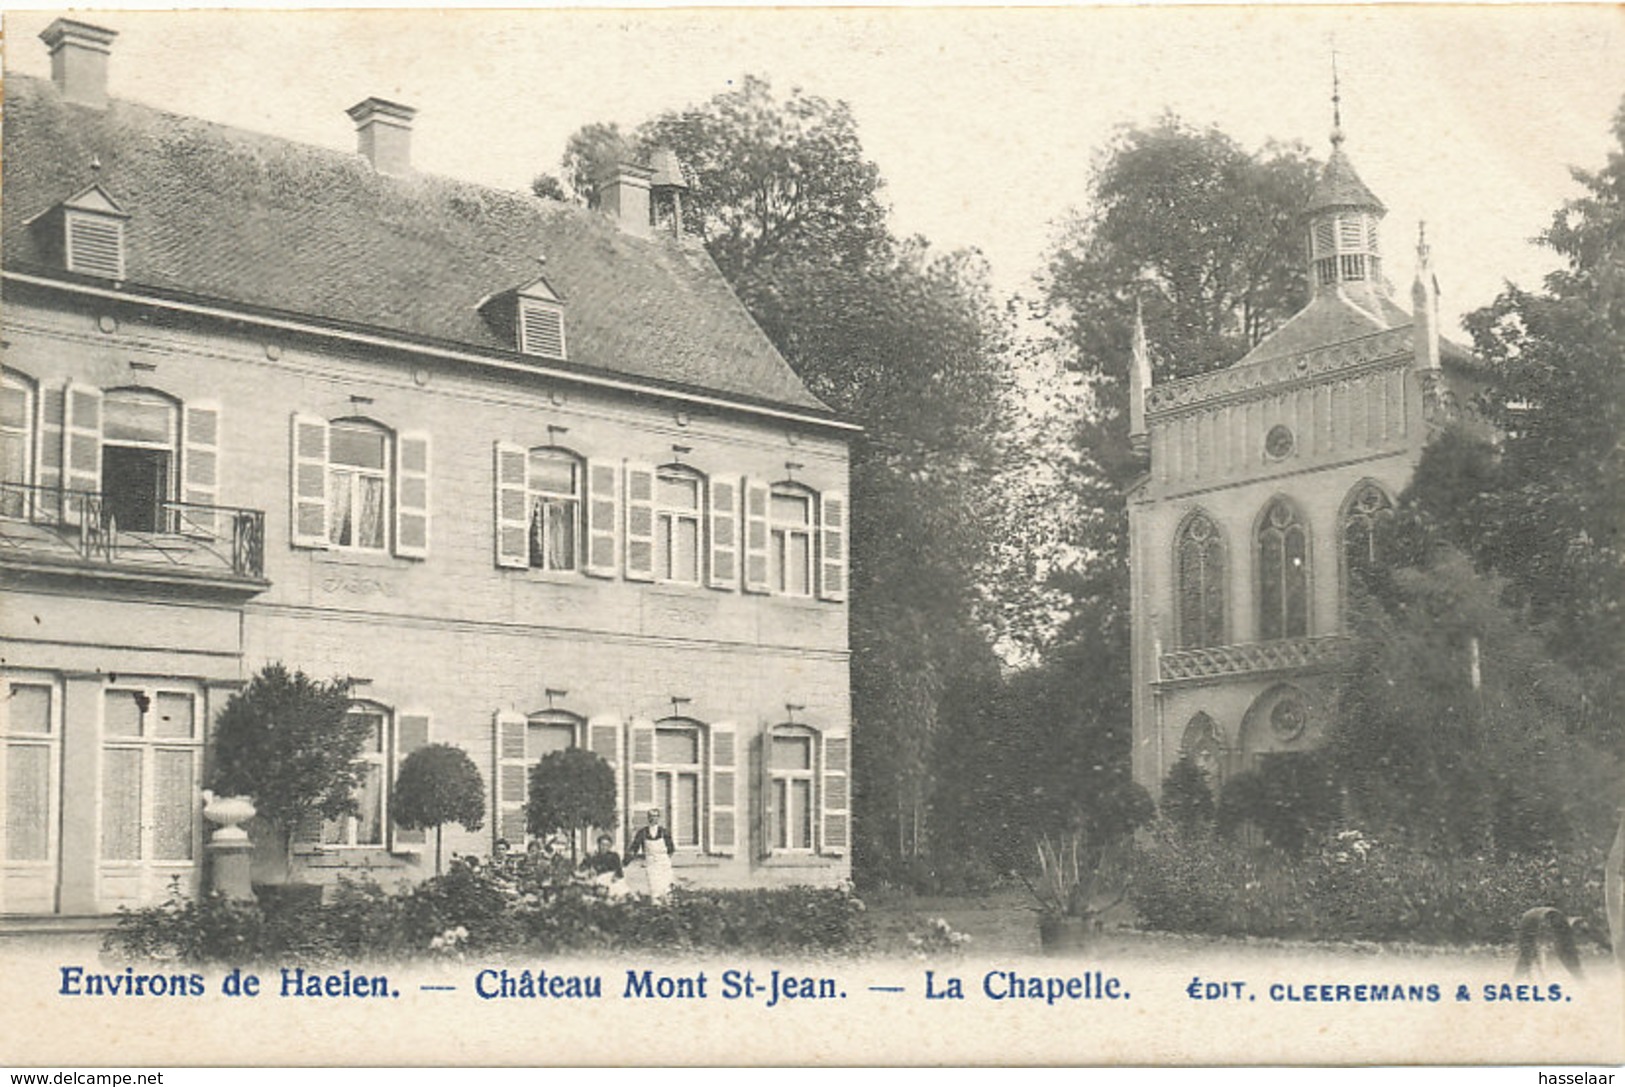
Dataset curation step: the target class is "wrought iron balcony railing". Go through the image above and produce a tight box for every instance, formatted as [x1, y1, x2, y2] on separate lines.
[0, 481, 266, 582]
[1157, 634, 1349, 684]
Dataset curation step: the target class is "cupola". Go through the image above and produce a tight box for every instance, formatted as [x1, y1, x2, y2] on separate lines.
[1305, 93, 1388, 311]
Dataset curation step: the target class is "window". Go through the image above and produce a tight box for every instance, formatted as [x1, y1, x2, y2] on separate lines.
[4, 677, 58, 865]
[770, 485, 814, 596]
[1315, 258, 1337, 286]
[1, 368, 36, 518]
[315, 706, 389, 848]
[493, 710, 582, 844]
[328, 420, 389, 551]
[528, 449, 580, 571]
[654, 467, 704, 584]
[1339, 254, 1366, 282]
[1258, 499, 1309, 640]
[101, 389, 179, 534]
[291, 415, 429, 558]
[101, 683, 200, 863]
[1342, 482, 1394, 589]
[1176, 511, 1225, 649]
[769, 727, 816, 851]
[518, 299, 566, 359]
[654, 722, 703, 848]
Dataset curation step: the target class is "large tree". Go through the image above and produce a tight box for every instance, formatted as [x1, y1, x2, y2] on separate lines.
[1442, 98, 1625, 749]
[547, 79, 1016, 882]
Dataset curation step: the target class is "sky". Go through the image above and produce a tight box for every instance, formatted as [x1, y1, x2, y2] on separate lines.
[4, 6, 1623, 335]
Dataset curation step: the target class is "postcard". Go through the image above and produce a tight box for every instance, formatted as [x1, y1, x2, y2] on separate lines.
[1, 5, 1622, 1068]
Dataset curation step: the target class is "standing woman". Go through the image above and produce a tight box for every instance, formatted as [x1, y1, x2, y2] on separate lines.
[625, 807, 676, 900]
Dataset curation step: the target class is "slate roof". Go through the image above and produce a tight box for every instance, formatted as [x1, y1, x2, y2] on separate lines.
[2, 74, 831, 415]
[1239, 289, 1475, 369]
[1307, 145, 1385, 213]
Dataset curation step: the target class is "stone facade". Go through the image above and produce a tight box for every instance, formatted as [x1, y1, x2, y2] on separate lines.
[1127, 127, 1481, 801]
[0, 22, 853, 915]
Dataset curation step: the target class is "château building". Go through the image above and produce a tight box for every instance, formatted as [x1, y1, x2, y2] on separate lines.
[1, 20, 854, 916]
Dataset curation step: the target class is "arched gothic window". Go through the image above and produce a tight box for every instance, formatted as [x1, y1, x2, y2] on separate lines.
[1257, 499, 1309, 640]
[1342, 482, 1394, 588]
[1176, 511, 1226, 648]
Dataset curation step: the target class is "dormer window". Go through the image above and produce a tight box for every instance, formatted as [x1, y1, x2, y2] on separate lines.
[27, 183, 129, 280]
[480, 273, 567, 360]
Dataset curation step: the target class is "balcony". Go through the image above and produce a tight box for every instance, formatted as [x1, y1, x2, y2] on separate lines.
[1157, 634, 1349, 685]
[0, 481, 267, 593]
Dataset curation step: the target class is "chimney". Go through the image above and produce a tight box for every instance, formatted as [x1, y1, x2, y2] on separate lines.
[347, 97, 416, 176]
[596, 162, 654, 238]
[40, 19, 118, 109]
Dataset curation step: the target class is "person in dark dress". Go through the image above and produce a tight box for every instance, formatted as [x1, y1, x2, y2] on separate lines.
[582, 833, 624, 880]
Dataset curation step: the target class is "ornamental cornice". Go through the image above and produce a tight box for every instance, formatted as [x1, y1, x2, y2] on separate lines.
[1145, 328, 1413, 418]
[1156, 634, 1351, 686]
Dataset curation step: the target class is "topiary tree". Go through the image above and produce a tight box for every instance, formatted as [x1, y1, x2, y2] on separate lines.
[393, 743, 486, 875]
[1216, 752, 1340, 855]
[1160, 753, 1216, 831]
[207, 663, 363, 881]
[527, 747, 615, 863]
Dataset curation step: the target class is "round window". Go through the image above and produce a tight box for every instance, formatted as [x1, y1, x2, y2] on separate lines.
[1265, 424, 1295, 459]
[1269, 697, 1307, 742]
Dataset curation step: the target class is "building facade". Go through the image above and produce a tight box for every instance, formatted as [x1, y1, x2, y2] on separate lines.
[1127, 119, 1481, 800]
[1, 21, 855, 916]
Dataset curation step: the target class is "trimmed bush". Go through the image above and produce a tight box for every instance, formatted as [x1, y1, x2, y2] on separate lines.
[106, 862, 870, 963]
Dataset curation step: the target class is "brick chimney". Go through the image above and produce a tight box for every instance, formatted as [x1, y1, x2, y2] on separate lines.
[596, 162, 654, 238]
[40, 18, 118, 110]
[347, 97, 416, 176]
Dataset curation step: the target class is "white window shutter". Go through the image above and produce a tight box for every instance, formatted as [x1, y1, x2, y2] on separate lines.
[61, 381, 102, 528]
[392, 711, 431, 850]
[709, 720, 737, 855]
[586, 714, 624, 851]
[584, 458, 621, 578]
[708, 476, 740, 590]
[627, 717, 657, 840]
[742, 477, 771, 594]
[36, 383, 66, 523]
[821, 731, 850, 856]
[493, 710, 529, 847]
[758, 732, 775, 857]
[395, 430, 431, 559]
[493, 442, 530, 569]
[289, 413, 330, 549]
[181, 401, 221, 539]
[623, 462, 656, 582]
[818, 490, 848, 602]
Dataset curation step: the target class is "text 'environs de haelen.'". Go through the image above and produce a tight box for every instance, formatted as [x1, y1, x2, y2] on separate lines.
[54, 965, 1132, 1007]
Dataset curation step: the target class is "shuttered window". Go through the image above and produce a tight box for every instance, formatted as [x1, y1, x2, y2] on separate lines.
[65, 212, 125, 280]
[291, 415, 429, 559]
[518, 300, 566, 359]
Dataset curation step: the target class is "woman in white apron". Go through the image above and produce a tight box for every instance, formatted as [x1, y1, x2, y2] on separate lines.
[626, 807, 675, 899]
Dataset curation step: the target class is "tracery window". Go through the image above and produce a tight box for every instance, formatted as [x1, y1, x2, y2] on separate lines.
[1258, 499, 1309, 640]
[1177, 512, 1226, 649]
[1342, 482, 1394, 588]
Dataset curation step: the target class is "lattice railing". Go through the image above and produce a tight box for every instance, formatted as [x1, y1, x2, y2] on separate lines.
[1158, 634, 1350, 683]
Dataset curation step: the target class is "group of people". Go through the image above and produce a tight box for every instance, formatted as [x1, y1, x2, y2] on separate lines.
[486, 807, 678, 901]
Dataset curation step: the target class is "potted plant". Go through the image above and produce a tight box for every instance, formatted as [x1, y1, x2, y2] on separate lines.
[1022, 831, 1125, 954]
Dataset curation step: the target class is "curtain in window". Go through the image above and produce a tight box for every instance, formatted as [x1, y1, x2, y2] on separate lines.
[153, 749, 194, 860]
[5, 743, 49, 860]
[536, 497, 575, 569]
[101, 748, 142, 860]
[328, 469, 353, 546]
[357, 475, 386, 550]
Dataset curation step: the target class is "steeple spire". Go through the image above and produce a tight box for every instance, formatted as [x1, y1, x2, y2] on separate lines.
[1331, 49, 1344, 147]
[1412, 221, 1441, 370]
[1129, 298, 1152, 456]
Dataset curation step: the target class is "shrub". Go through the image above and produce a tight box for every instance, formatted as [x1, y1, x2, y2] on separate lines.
[105, 865, 871, 963]
[528, 748, 616, 864]
[1217, 752, 1340, 854]
[1160, 753, 1215, 830]
[393, 743, 486, 875]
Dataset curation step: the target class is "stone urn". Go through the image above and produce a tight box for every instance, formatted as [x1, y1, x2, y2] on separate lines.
[201, 790, 256, 842]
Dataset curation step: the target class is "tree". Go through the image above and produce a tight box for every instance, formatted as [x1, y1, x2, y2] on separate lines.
[553, 78, 1017, 885]
[1445, 97, 1625, 749]
[1216, 752, 1340, 855]
[527, 748, 616, 863]
[207, 664, 364, 878]
[1160, 753, 1216, 831]
[393, 743, 486, 875]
